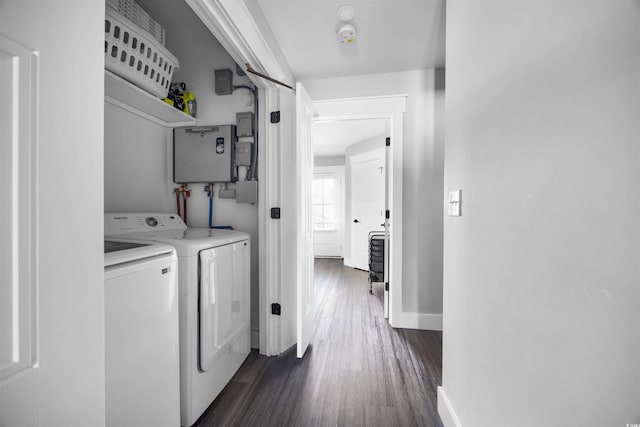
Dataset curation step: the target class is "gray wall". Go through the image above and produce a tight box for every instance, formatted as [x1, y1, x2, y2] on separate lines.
[303, 69, 445, 317]
[441, 1, 640, 425]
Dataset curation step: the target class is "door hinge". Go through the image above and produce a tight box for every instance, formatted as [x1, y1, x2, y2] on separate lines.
[271, 207, 281, 219]
[385, 282, 389, 291]
[386, 137, 390, 146]
[270, 111, 281, 123]
[385, 210, 390, 219]
[271, 303, 281, 316]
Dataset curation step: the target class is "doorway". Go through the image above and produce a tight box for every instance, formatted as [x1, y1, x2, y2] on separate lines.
[312, 117, 389, 269]
[312, 95, 406, 326]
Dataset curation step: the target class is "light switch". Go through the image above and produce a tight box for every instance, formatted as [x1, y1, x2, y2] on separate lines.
[448, 190, 462, 217]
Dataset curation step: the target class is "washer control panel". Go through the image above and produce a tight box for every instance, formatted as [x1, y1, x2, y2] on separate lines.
[105, 213, 187, 235]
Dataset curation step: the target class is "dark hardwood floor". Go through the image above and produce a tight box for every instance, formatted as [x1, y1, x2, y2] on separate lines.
[194, 258, 443, 427]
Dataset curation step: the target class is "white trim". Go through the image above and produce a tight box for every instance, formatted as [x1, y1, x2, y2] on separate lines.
[438, 387, 463, 427]
[389, 312, 443, 331]
[259, 87, 281, 356]
[314, 95, 407, 327]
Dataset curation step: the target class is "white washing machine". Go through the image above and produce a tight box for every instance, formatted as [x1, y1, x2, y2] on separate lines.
[105, 213, 251, 427]
[104, 239, 180, 427]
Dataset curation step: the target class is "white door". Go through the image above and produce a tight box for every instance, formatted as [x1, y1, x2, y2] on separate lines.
[350, 148, 386, 271]
[1, 2, 105, 426]
[296, 82, 315, 358]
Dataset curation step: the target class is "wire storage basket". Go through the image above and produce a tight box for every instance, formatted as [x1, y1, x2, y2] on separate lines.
[105, 7, 178, 98]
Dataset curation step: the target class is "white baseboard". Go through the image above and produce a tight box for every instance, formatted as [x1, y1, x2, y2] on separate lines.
[251, 330, 259, 349]
[438, 386, 462, 427]
[390, 311, 442, 331]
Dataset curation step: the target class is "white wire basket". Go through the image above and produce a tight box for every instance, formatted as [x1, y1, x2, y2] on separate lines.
[106, 0, 165, 45]
[105, 8, 178, 98]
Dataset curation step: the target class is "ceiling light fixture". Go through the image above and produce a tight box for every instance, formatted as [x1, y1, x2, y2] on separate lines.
[336, 5, 356, 22]
[337, 23, 356, 44]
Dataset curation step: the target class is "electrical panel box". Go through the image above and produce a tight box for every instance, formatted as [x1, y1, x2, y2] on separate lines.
[214, 69, 233, 95]
[236, 112, 254, 137]
[235, 140, 252, 166]
[173, 125, 237, 183]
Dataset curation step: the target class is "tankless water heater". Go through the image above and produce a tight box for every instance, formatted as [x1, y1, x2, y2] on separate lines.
[173, 125, 237, 183]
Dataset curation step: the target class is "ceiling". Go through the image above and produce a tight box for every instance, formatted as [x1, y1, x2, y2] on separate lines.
[252, 0, 446, 80]
[247, 1, 443, 157]
[313, 118, 388, 158]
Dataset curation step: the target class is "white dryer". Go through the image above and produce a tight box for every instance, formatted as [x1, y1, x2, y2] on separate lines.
[105, 213, 251, 427]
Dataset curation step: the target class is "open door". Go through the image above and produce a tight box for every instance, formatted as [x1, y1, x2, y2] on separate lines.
[384, 138, 390, 319]
[349, 147, 386, 271]
[296, 82, 315, 358]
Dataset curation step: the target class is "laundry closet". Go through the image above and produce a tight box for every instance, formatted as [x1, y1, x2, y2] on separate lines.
[104, 0, 260, 344]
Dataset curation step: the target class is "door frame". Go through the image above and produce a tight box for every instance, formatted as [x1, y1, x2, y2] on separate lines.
[185, 0, 294, 356]
[313, 95, 406, 327]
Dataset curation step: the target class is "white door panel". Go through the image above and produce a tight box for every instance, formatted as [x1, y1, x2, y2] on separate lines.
[296, 82, 315, 358]
[0, 30, 39, 427]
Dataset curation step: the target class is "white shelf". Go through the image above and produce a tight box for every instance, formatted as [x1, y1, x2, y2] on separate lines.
[104, 70, 196, 127]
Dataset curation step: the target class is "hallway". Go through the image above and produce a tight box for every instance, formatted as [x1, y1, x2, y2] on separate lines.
[195, 258, 443, 426]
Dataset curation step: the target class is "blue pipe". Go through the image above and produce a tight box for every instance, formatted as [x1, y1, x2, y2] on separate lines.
[208, 189, 233, 230]
[209, 195, 213, 228]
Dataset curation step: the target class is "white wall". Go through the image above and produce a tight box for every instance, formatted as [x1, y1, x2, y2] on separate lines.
[105, 0, 261, 343]
[440, 1, 640, 426]
[303, 70, 445, 316]
[104, 104, 174, 213]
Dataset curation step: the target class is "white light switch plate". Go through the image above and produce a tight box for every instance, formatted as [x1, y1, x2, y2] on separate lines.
[448, 190, 461, 216]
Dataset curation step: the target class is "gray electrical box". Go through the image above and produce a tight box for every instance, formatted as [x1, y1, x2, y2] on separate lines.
[236, 112, 254, 137]
[214, 69, 233, 95]
[173, 125, 237, 183]
[236, 181, 258, 204]
[235, 140, 252, 166]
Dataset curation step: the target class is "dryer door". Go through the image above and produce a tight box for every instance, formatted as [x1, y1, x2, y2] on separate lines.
[199, 242, 249, 372]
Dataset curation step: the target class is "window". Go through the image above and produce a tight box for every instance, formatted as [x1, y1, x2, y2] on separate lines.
[312, 176, 337, 231]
